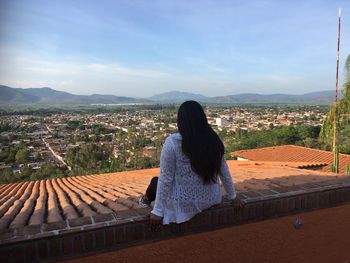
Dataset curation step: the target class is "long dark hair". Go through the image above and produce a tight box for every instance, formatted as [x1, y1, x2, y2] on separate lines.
[177, 101, 224, 184]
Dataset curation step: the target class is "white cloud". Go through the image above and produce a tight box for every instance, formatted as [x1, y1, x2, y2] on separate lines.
[0, 53, 175, 96]
[0, 43, 337, 97]
[87, 64, 108, 72]
[185, 57, 228, 73]
[2, 79, 74, 89]
[112, 65, 170, 78]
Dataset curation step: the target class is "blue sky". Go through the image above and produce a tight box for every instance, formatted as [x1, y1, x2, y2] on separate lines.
[0, 0, 349, 97]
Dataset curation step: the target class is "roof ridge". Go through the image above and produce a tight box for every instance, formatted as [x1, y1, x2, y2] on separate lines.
[286, 144, 350, 157]
[233, 144, 350, 157]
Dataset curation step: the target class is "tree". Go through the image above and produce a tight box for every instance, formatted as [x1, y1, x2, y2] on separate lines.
[343, 54, 350, 98]
[320, 54, 350, 153]
[21, 166, 32, 180]
[33, 152, 42, 161]
[226, 124, 323, 153]
[0, 169, 14, 183]
[66, 143, 114, 175]
[15, 148, 29, 164]
[274, 126, 300, 145]
[31, 163, 65, 180]
[5, 151, 16, 164]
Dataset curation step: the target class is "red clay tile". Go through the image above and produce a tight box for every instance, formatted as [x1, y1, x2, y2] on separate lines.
[232, 145, 350, 174]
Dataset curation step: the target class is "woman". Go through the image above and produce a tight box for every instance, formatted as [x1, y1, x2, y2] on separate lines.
[139, 101, 243, 228]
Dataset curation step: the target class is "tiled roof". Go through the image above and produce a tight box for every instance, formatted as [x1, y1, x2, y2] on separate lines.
[0, 161, 339, 231]
[232, 145, 350, 174]
[240, 161, 328, 169]
[0, 168, 158, 230]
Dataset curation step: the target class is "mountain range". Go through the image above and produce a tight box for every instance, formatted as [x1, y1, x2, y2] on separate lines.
[0, 85, 148, 105]
[149, 90, 337, 104]
[0, 85, 337, 105]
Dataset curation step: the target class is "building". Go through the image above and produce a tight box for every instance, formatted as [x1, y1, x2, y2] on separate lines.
[215, 117, 232, 128]
[232, 145, 350, 174]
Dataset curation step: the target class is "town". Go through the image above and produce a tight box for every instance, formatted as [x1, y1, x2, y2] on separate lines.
[0, 104, 328, 183]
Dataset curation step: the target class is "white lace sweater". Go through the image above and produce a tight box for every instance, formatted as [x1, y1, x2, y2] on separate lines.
[151, 133, 236, 224]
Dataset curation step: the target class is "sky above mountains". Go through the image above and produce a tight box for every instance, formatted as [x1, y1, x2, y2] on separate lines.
[0, 0, 349, 97]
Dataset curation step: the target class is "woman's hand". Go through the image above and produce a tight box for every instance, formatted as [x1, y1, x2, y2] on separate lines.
[150, 213, 163, 232]
[232, 197, 245, 213]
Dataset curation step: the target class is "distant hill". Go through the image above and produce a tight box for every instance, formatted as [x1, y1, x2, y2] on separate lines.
[150, 90, 337, 104]
[0, 85, 40, 104]
[0, 85, 149, 105]
[211, 90, 336, 104]
[0, 85, 337, 105]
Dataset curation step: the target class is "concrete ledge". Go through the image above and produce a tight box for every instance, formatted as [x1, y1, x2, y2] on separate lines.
[1, 179, 350, 262]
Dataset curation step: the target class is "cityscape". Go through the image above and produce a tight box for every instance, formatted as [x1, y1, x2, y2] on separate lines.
[0, 104, 329, 183]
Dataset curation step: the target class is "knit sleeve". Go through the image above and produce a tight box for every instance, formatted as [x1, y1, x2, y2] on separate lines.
[219, 156, 236, 200]
[151, 137, 176, 217]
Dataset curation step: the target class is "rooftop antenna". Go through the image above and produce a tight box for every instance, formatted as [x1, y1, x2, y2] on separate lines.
[332, 8, 341, 173]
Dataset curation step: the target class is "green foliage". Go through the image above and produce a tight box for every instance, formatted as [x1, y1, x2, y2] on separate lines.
[343, 54, 350, 98]
[15, 148, 29, 164]
[346, 164, 350, 176]
[223, 124, 322, 156]
[0, 151, 8, 162]
[319, 96, 350, 153]
[91, 124, 115, 135]
[0, 166, 30, 183]
[338, 125, 350, 154]
[331, 146, 339, 173]
[66, 120, 83, 130]
[0, 162, 67, 184]
[0, 145, 22, 163]
[344, 81, 350, 98]
[30, 163, 65, 180]
[66, 143, 115, 176]
[320, 54, 350, 154]
[0, 123, 11, 132]
[0, 136, 10, 146]
[5, 151, 16, 164]
[33, 152, 42, 161]
[0, 168, 14, 183]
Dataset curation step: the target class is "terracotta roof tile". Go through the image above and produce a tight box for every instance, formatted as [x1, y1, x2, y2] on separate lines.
[0, 161, 340, 230]
[232, 145, 350, 174]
